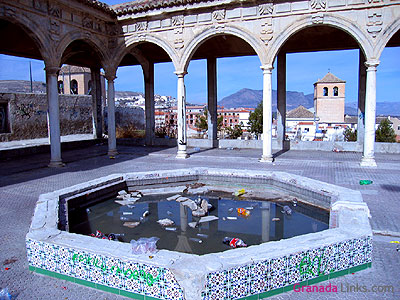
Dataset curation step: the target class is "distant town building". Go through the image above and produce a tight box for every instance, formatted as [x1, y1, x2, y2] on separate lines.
[314, 72, 345, 123]
[388, 116, 400, 142]
[57, 65, 106, 98]
[286, 105, 318, 140]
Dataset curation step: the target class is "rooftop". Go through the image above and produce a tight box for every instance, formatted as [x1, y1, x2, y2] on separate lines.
[287, 105, 315, 119]
[315, 72, 346, 84]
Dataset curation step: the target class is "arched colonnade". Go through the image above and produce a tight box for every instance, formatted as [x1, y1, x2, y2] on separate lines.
[2, 4, 400, 167]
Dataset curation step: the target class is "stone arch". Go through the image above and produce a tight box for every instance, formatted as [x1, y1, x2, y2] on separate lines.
[375, 18, 400, 59]
[180, 24, 268, 72]
[0, 13, 49, 61]
[112, 34, 179, 71]
[56, 30, 109, 68]
[266, 14, 374, 65]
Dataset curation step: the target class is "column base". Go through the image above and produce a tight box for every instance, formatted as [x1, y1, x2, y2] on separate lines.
[260, 155, 274, 163]
[176, 150, 189, 159]
[108, 149, 118, 157]
[360, 156, 377, 167]
[48, 160, 65, 168]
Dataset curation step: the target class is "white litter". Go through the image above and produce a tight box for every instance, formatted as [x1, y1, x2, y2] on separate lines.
[122, 212, 133, 215]
[176, 196, 190, 203]
[165, 227, 177, 231]
[188, 222, 198, 228]
[157, 218, 175, 227]
[227, 216, 237, 220]
[167, 194, 181, 201]
[192, 208, 206, 217]
[123, 221, 140, 228]
[199, 215, 219, 223]
[181, 199, 198, 211]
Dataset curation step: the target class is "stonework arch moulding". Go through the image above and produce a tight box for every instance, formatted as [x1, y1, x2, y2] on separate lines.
[0, 14, 50, 64]
[266, 14, 374, 66]
[114, 33, 180, 71]
[375, 18, 400, 60]
[180, 24, 267, 72]
[56, 30, 109, 69]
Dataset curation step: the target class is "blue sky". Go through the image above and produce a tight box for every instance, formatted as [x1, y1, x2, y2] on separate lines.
[0, 0, 399, 105]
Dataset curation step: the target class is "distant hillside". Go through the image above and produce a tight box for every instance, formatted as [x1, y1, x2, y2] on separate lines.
[219, 88, 314, 111]
[115, 90, 143, 98]
[220, 88, 400, 116]
[0, 80, 46, 93]
[345, 101, 400, 116]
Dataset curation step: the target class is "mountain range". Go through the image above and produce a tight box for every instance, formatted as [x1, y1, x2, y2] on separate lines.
[0, 81, 398, 116]
[219, 88, 400, 116]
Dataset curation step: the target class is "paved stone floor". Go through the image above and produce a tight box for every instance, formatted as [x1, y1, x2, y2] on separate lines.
[0, 145, 399, 299]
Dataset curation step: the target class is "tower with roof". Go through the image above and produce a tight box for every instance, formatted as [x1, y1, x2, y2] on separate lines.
[313, 72, 346, 123]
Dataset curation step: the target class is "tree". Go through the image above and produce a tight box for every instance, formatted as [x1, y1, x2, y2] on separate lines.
[226, 123, 243, 139]
[195, 108, 224, 133]
[344, 128, 357, 142]
[375, 119, 396, 142]
[195, 109, 208, 132]
[248, 102, 263, 136]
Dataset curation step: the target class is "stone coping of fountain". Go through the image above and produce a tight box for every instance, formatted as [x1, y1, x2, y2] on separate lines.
[27, 168, 372, 300]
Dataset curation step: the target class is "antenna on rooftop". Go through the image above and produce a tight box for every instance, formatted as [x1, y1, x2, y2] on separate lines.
[328, 68, 331, 73]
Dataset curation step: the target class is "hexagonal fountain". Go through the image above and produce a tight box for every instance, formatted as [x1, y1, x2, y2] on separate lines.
[26, 168, 372, 300]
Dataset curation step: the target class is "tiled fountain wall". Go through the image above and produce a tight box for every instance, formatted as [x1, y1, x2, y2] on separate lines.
[26, 168, 372, 300]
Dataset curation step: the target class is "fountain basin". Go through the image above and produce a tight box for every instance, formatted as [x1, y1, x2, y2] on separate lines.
[26, 168, 372, 300]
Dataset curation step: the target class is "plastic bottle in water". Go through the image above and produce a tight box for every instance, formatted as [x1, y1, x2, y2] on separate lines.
[223, 237, 247, 248]
[359, 180, 373, 185]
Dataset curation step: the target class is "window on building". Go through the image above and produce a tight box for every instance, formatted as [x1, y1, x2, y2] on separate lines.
[323, 87, 328, 96]
[70, 80, 78, 94]
[0, 103, 9, 133]
[58, 81, 64, 94]
[398, 125, 400, 130]
[87, 80, 92, 95]
[333, 86, 338, 96]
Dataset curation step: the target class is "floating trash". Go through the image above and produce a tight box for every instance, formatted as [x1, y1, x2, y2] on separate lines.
[272, 217, 280, 221]
[197, 233, 208, 238]
[237, 208, 250, 217]
[199, 216, 219, 223]
[123, 221, 140, 228]
[157, 218, 175, 227]
[223, 237, 247, 248]
[189, 238, 203, 244]
[282, 205, 292, 215]
[234, 189, 246, 197]
[165, 227, 177, 231]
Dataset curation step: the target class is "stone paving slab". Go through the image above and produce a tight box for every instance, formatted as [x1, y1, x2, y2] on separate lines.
[0, 145, 400, 299]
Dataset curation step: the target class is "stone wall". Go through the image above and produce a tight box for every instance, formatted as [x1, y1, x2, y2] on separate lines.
[0, 93, 93, 142]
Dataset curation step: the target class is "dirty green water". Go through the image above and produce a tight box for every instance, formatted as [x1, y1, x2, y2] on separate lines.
[69, 192, 329, 255]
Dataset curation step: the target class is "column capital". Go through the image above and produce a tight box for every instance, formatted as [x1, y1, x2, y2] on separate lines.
[174, 70, 187, 78]
[260, 64, 274, 73]
[105, 73, 117, 82]
[365, 60, 380, 70]
[44, 66, 60, 76]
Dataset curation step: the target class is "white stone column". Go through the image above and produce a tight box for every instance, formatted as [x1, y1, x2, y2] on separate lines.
[175, 71, 189, 159]
[106, 73, 118, 156]
[45, 66, 63, 167]
[260, 64, 274, 163]
[145, 62, 155, 146]
[360, 60, 379, 167]
[90, 67, 103, 139]
[207, 57, 218, 147]
[277, 52, 286, 149]
[357, 50, 366, 144]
